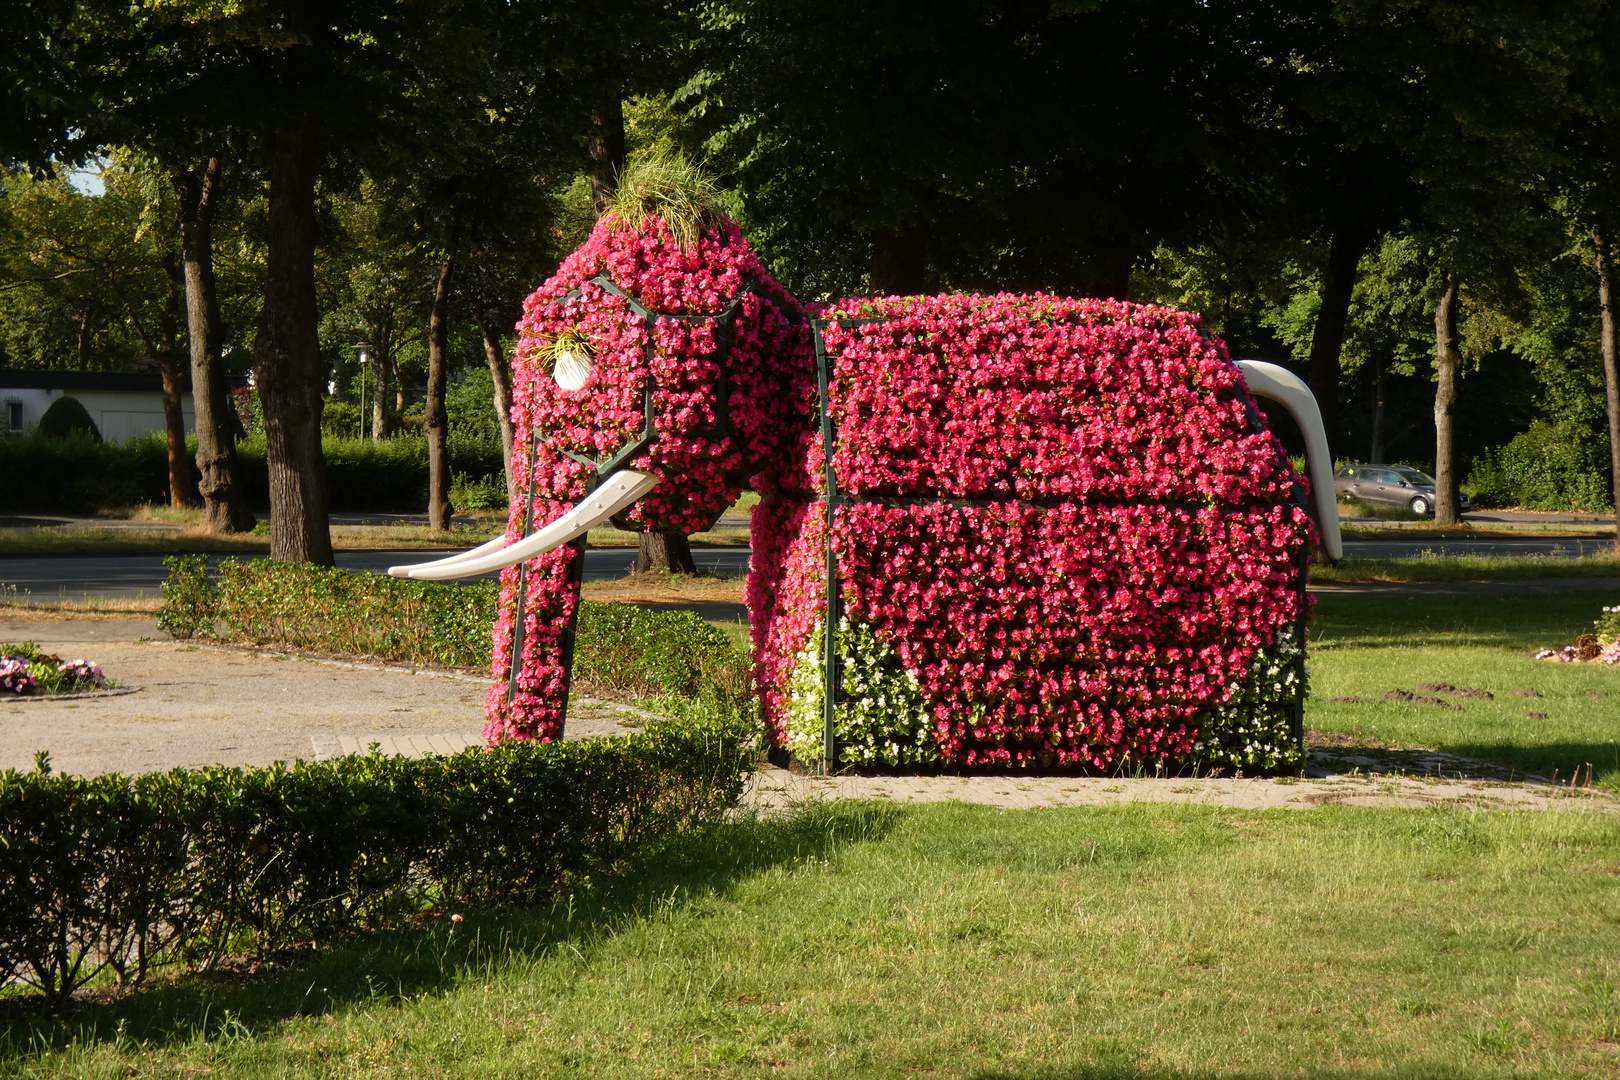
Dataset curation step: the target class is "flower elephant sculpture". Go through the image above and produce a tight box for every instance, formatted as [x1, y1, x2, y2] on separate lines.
[392, 211, 1342, 773]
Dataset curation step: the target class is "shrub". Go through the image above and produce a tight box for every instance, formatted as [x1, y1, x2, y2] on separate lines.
[36, 395, 101, 441]
[0, 431, 169, 511]
[0, 722, 748, 1007]
[1467, 420, 1614, 511]
[157, 554, 213, 640]
[158, 557, 751, 708]
[233, 431, 506, 513]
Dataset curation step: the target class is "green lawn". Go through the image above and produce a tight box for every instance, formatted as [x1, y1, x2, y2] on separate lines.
[1311, 555, 1620, 583]
[1307, 592, 1620, 789]
[3, 802, 1616, 1078]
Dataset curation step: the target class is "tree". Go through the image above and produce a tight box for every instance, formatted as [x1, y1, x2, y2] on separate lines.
[0, 159, 200, 507]
[1560, 0, 1620, 549]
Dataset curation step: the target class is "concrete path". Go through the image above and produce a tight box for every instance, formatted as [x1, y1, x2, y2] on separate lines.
[741, 767, 1614, 814]
[4, 616, 1613, 815]
[0, 623, 648, 777]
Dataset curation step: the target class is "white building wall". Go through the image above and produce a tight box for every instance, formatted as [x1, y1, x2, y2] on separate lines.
[0, 388, 195, 442]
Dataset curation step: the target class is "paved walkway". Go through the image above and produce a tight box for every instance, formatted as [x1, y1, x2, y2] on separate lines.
[740, 767, 1613, 814]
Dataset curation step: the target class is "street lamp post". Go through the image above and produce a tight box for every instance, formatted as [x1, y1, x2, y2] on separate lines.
[357, 344, 370, 440]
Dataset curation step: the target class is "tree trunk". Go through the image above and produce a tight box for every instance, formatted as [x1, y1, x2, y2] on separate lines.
[175, 158, 254, 531]
[475, 313, 516, 500]
[123, 300, 195, 510]
[371, 344, 390, 439]
[158, 253, 201, 508]
[75, 313, 91, 372]
[1307, 222, 1371, 459]
[425, 256, 455, 530]
[1595, 223, 1620, 555]
[253, 117, 333, 565]
[1369, 351, 1387, 464]
[636, 530, 697, 575]
[156, 347, 192, 508]
[1433, 275, 1463, 527]
[588, 95, 627, 215]
[395, 357, 407, 415]
[871, 223, 929, 296]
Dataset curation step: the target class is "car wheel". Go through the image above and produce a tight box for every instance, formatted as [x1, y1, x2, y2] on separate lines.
[1409, 496, 1430, 515]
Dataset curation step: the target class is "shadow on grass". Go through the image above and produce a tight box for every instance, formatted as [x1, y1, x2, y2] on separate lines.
[1438, 739, 1620, 788]
[0, 801, 906, 1060]
[969, 1066, 1495, 1080]
[1308, 729, 1620, 788]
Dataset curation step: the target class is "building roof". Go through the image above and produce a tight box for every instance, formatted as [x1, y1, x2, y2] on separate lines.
[0, 369, 250, 393]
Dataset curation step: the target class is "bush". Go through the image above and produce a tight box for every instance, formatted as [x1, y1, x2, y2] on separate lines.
[0, 431, 170, 511]
[0, 723, 749, 1008]
[159, 557, 751, 707]
[36, 395, 101, 441]
[1467, 420, 1614, 511]
[232, 431, 506, 513]
[0, 430, 506, 513]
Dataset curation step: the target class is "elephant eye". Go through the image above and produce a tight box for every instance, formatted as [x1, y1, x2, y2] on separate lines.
[552, 349, 594, 391]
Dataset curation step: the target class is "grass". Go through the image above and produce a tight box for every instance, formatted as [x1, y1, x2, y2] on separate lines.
[2, 801, 1616, 1077]
[1312, 554, 1620, 582]
[1308, 591, 1620, 790]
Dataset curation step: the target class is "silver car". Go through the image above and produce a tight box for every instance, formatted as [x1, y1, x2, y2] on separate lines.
[1334, 464, 1469, 516]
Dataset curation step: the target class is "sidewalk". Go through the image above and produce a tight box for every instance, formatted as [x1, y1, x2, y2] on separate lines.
[3, 617, 1610, 815]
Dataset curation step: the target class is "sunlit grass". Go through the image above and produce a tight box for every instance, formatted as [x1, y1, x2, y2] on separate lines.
[1313, 553, 1620, 582]
[1308, 591, 1620, 789]
[3, 802, 1616, 1078]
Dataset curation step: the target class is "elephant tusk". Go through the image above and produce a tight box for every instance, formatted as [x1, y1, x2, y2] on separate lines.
[1235, 360, 1344, 561]
[386, 534, 511, 578]
[387, 469, 661, 581]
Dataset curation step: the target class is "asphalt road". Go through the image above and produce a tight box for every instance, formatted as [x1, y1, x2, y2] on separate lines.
[0, 547, 755, 602]
[1, 536, 1613, 601]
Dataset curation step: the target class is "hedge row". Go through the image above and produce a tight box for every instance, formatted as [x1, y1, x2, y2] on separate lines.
[158, 556, 752, 709]
[0, 431, 505, 513]
[0, 723, 749, 1010]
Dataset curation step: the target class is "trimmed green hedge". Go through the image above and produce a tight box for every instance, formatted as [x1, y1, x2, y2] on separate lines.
[159, 556, 752, 709]
[0, 723, 749, 1009]
[0, 431, 505, 513]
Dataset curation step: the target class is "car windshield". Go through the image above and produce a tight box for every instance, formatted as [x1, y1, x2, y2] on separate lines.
[1394, 468, 1436, 485]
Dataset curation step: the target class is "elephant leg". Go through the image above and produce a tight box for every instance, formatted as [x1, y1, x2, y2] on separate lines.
[485, 543, 584, 744]
[747, 495, 824, 749]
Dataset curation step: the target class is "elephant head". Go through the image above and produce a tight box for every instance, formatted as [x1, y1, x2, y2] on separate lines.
[391, 211, 812, 742]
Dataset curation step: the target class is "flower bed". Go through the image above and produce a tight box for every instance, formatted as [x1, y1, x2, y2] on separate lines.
[0, 643, 109, 697]
[750, 294, 1315, 771]
[1535, 604, 1620, 664]
[489, 211, 811, 742]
